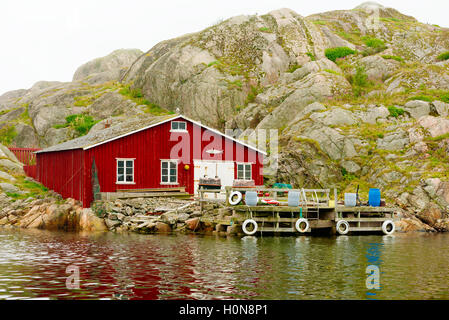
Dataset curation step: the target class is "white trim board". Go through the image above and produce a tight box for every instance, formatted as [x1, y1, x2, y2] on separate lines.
[83, 115, 267, 155]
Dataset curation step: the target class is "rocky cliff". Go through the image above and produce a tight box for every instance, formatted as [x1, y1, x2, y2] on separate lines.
[1, 2, 449, 231]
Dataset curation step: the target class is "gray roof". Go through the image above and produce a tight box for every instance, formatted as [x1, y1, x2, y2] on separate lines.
[36, 114, 178, 153]
[36, 114, 267, 155]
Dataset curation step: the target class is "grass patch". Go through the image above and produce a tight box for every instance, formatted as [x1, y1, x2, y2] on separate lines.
[54, 114, 98, 136]
[118, 84, 170, 115]
[426, 133, 449, 142]
[341, 168, 356, 182]
[313, 20, 327, 25]
[324, 69, 342, 76]
[0, 126, 17, 146]
[388, 106, 405, 118]
[441, 93, 449, 103]
[258, 27, 272, 33]
[325, 47, 356, 62]
[73, 95, 95, 107]
[306, 52, 316, 61]
[244, 86, 262, 105]
[408, 95, 433, 102]
[382, 55, 404, 62]
[437, 51, 449, 61]
[362, 37, 386, 56]
[287, 63, 302, 73]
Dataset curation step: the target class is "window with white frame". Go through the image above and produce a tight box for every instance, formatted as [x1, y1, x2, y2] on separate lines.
[171, 121, 187, 132]
[117, 159, 135, 183]
[237, 163, 252, 180]
[161, 160, 178, 184]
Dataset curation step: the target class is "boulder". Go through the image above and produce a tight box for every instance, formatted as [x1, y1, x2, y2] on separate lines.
[0, 183, 20, 193]
[417, 116, 449, 138]
[416, 204, 443, 227]
[310, 108, 358, 126]
[395, 218, 435, 232]
[359, 55, 399, 81]
[404, 100, 431, 119]
[79, 208, 108, 232]
[155, 222, 171, 233]
[341, 160, 361, 173]
[73, 49, 143, 81]
[185, 217, 200, 231]
[105, 218, 121, 229]
[0, 171, 16, 182]
[377, 131, 409, 151]
[433, 101, 449, 117]
[434, 219, 449, 232]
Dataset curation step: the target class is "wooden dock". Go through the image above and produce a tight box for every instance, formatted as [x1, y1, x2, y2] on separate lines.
[200, 187, 398, 236]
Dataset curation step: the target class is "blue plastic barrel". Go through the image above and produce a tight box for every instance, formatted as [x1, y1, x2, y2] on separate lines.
[369, 188, 381, 207]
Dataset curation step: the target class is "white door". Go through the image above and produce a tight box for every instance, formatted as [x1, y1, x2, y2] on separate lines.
[194, 160, 234, 198]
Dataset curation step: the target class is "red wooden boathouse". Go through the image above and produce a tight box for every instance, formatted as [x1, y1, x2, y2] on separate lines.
[34, 115, 265, 208]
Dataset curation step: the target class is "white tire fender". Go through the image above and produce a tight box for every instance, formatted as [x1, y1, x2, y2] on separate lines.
[336, 220, 350, 235]
[295, 218, 309, 233]
[382, 220, 395, 235]
[242, 219, 258, 236]
[229, 191, 242, 206]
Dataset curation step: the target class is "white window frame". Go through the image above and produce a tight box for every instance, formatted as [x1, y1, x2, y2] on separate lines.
[116, 158, 135, 184]
[160, 159, 179, 184]
[236, 162, 253, 181]
[170, 121, 187, 132]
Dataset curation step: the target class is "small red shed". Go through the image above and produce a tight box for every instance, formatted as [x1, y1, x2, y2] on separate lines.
[35, 115, 266, 207]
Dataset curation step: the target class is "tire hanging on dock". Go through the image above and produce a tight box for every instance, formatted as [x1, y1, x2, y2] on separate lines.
[229, 191, 243, 205]
[295, 218, 309, 233]
[336, 220, 350, 235]
[382, 220, 395, 235]
[242, 219, 258, 235]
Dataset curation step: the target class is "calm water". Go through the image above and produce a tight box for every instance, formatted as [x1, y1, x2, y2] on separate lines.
[0, 228, 448, 300]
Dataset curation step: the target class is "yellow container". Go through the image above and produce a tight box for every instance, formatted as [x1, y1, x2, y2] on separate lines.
[328, 200, 335, 208]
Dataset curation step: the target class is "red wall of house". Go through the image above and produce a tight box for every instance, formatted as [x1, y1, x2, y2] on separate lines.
[36, 149, 84, 202]
[37, 118, 264, 208]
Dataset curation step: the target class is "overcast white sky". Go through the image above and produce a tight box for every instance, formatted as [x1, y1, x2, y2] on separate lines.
[0, 0, 448, 95]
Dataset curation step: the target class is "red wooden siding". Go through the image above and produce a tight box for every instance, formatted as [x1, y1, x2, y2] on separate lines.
[36, 149, 84, 202]
[9, 148, 40, 165]
[23, 165, 38, 180]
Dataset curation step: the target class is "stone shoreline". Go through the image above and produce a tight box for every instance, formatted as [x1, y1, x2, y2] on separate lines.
[1, 191, 449, 235]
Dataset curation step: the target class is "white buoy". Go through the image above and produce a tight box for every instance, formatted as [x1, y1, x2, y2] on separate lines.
[336, 220, 350, 235]
[242, 219, 258, 235]
[295, 218, 310, 233]
[382, 220, 395, 235]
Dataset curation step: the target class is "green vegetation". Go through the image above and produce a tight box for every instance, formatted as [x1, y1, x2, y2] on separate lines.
[118, 84, 169, 115]
[388, 106, 405, 118]
[379, 17, 401, 23]
[341, 167, 356, 181]
[351, 66, 369, 97]
[306, 52, 316, 61]
[362, 37, 386, 56]
[325, 47, 356, 62]
[324, 69, 342, 76]
[287, 63, 302, 73]
[313, 20, 327, 25]
[408, 95, 433, 102]
[73, 95, 95, 107]
[258, 27, 271, 33]
[244, 86, 262, 105]
[0, 126, 17, 146]
[381, 55, 404, 62]
[6, 176, 49, 200]
[54, 114, 99, 136]
[437, 51, 449, 61]
[441, 93, 449, 103]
